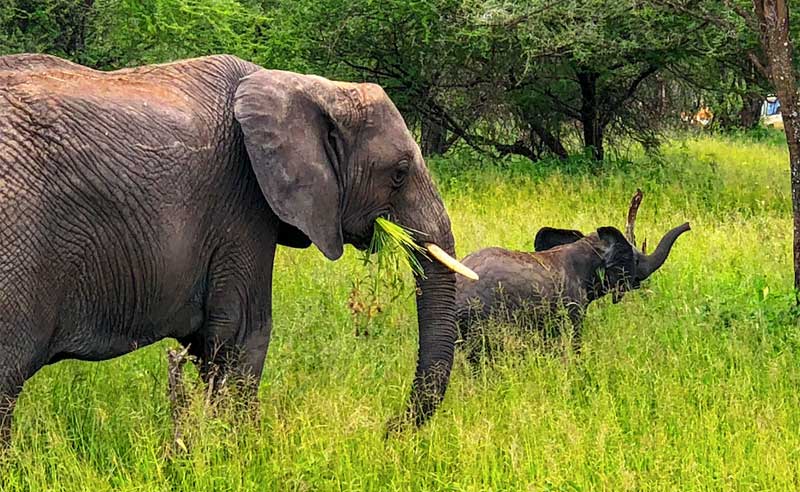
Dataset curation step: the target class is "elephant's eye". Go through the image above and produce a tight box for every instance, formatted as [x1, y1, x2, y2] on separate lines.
[391, 160, 410, 189]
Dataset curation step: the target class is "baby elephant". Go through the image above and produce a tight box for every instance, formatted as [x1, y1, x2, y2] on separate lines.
[456, 191, 690, 360]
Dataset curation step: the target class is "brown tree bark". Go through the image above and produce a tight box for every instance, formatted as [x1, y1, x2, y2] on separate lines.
[739, 93, 764, 129]
[750, 0, 800, 299]
[529, 121, 569, 159]
[577, 71, 605, 161]
[420, 118, 448, 157]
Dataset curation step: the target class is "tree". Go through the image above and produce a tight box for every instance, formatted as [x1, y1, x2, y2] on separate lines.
[290, 0, 733, 162]
[746, 0, 800, 298]
[651, 1, 775, 132]
[665, 0, 800, 298]
[0, 0, 305, 71]
[0, 0, 96, 60]
[480, 0, 731, 160]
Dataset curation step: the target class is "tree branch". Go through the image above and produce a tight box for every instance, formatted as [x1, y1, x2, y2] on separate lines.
[602, 64, 660, 124]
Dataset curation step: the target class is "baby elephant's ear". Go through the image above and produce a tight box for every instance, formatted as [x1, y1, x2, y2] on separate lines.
[534, 227, 584, 251]
[597, 226, 636, 302]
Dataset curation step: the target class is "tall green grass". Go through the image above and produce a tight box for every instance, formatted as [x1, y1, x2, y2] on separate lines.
[2, 134, 799, 491]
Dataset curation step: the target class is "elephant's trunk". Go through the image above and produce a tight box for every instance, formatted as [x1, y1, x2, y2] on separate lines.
[636, 222, 691, 280]
[405, 247, 458, 426]
[389, 157, 471, 429]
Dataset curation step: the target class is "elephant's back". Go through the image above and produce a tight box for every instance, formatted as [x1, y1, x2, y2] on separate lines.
[0, 53, 261, 232]
[0, 53, 255, 88]
[0, 54, 256, 133]
[455, 247, 557, 327]
[459, 247, 554, 292]
[0, 55, 255, 198]
[1, 59, 203, 134]
[0, 74, 197, 213]
[0, 53, 91, 74]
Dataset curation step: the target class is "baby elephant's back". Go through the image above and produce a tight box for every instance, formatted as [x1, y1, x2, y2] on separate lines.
[456, 247, 555, 326]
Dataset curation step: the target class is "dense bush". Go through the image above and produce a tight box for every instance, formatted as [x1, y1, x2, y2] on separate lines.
[0, 0, 307, 71]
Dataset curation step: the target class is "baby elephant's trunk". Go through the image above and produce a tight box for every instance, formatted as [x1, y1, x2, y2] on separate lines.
[636, 222, 691, 280]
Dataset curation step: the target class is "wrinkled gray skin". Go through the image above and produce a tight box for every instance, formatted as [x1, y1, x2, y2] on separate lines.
[456, 222, 690, 359]
[0, 54, 459, 444]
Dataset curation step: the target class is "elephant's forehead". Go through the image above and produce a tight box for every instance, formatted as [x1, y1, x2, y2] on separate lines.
[330, 82, 398, 124]
[333, 80, 385, 102]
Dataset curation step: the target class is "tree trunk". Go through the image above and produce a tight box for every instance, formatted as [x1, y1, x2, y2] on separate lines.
[529, 121, 568, 159]
[739, 92, 764, 129]
[420, 118, 448, 157]
[786, 123, 800, 300]
[752, 0, 800, 299]
[62, 0, 95, 56]
[659, 78, 668, 117]
[577, 71, 605, 161]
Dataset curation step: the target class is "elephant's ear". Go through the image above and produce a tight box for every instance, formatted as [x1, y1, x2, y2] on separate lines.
[534, 227, 584, 251]
[234, 69, 345, 260]
[597, 226, 636, 303]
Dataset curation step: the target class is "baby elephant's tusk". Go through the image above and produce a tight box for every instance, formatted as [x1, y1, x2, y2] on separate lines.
[424, 243, 479, 281]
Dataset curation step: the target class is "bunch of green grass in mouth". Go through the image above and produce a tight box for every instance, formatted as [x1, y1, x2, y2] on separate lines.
[364, 217, 427, 277]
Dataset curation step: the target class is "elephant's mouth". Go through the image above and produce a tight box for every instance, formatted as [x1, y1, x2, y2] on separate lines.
[346, 225, 374, 251]
[351, 236, 372, 250]
[346, 213, 386, 251]
[347, 216, 479, 281]
[338, 222, 372, 251]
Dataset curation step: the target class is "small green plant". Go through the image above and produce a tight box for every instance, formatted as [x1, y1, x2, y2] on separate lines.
[348, 217, 427, 336]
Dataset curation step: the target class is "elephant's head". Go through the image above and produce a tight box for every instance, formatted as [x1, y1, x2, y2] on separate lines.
[534, 190, 690, 303]
[233, 70, 476, 427]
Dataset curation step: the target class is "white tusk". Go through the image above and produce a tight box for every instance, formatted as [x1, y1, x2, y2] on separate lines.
[424, 243, 479, 281]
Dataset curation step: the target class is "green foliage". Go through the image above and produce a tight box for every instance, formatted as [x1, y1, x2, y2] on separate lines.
[0, 0, 767, 160]
[721, 126, 787, 146]
[83, 0, 270, 68]
[0, 0, 308, 71]
[277, 0, 746, 161]
[0, 0, 93, 56]
[2, 135, 800, 490]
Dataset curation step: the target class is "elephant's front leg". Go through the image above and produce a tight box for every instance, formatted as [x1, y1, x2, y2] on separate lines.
[197, 324, 271, 409]
[564, 306, 585, 358]
[180, 242, 275, 412]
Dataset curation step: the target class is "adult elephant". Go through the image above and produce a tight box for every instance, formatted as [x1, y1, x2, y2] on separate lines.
[0, 54, 476, 443]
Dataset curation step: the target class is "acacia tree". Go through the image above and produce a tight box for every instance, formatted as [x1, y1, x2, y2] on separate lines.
[744, 0, 800, 296]
[479, 0, 741, 160]
[649, 1, 774, 132]
[0, 0, 96, 59]
[677, 0, 800, 297]
[291, 0, 731, 161]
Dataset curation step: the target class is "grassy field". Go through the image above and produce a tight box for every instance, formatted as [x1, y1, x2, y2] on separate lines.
[2, 134, 799, 491]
